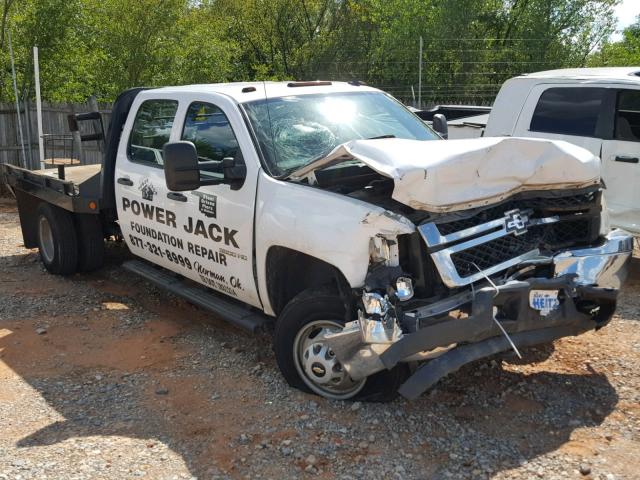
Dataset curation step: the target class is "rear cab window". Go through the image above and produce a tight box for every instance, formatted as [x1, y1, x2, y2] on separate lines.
[615, 89, 640, 142]
[181, 102, 242, 182]
[530, 87, 607, 137]
[128, 99, 179, 167]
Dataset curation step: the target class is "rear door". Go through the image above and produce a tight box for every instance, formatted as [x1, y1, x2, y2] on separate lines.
[512, 85, 607, 156]
[601, 88, 640, 233]
[114, 96, 182, 269]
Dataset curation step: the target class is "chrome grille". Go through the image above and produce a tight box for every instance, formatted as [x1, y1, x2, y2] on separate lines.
[418, 192, 600, 288]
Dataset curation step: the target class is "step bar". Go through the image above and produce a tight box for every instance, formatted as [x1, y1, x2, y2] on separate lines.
[123, 260, 270, 332]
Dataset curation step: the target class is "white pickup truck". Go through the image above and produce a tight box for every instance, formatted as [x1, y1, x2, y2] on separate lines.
[2, 81, 632, 401]
[447, 67, 640, 234]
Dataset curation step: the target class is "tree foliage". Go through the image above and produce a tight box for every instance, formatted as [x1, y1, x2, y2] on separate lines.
[589, 15, 640, 67]
[0, 0, 622, 105]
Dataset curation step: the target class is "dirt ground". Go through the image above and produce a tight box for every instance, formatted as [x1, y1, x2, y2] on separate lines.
[0, 196, 639, 480]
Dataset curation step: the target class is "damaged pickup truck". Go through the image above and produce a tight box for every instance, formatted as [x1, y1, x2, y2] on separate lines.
[2, 81, 633, 401]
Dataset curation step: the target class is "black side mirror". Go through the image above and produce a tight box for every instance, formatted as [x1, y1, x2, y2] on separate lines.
[163, 141, 200, 191]
[432, 114, 448, 139]
[222, 151, 247, 190]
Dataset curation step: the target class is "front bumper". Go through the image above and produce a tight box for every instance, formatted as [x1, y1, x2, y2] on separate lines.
[328, 229, 633, 400]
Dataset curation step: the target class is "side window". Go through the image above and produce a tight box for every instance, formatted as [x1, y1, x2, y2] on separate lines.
[128, 99, 178, 167]
[530, 87, 607, 137]
[181, 102, 241, 181]
[615, 89, 640, 142]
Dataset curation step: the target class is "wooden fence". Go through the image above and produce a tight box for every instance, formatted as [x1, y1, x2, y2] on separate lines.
[0, 100, 112, 191]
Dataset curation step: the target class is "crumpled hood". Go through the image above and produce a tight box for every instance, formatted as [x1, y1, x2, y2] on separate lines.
[289, 137, 601, 212]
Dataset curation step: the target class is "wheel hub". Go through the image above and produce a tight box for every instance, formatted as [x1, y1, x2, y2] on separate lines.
[38, 215, 55, 263]
[292, 320, 367, 399]
[302, 342, 345, 386]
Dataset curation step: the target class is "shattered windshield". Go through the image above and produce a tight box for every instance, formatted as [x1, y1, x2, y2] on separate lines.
[243, 92, 439, 176]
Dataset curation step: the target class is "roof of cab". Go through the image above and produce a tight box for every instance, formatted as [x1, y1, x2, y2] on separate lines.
[515, 67, 640, 82]
[147, 81, 380, 103]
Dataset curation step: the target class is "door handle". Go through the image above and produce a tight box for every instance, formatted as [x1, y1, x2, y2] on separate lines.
[615, 156, 639, 164]
[117, 177, 134, 186]
[167, 192, 187, 202]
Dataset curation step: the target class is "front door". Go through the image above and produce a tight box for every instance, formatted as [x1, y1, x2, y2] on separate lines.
[601, 88, 640, 233]
[165, 94, 262, 308]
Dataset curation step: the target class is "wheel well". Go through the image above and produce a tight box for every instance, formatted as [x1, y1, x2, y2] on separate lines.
[266, 246, 352, 316]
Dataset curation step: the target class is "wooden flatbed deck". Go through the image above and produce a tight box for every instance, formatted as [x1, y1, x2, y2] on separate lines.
[38, 164, 102, 184]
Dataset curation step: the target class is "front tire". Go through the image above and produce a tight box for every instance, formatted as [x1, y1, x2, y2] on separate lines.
[36, 203, 78, 275]
[274, 288, 407, 402]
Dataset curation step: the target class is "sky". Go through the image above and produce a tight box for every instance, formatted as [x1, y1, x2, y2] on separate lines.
[612, 0, 640, 41]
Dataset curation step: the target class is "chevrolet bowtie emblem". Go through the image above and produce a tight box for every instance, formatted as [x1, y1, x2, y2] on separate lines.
[504, 209, 529, 236]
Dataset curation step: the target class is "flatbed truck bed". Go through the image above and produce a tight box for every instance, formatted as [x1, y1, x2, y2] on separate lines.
[3, 163, 102, 214]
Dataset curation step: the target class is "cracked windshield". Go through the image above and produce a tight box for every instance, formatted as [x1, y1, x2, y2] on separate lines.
[244, 92, 438, 176]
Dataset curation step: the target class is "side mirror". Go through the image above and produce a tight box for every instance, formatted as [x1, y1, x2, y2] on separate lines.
[222, 151, 247, 190]
[163, 141, 200, 191]
[432, 114, 449, 139]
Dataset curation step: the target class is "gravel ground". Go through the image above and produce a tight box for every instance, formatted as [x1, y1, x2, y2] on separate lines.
[0, 196, 639, 480]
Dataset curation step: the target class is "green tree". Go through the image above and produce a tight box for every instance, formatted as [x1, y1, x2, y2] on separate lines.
[0, 0, 623, 104]
[589, 16, 640, 66]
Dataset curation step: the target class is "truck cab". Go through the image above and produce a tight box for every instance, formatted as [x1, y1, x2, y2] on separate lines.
[3, 81, 633, 402]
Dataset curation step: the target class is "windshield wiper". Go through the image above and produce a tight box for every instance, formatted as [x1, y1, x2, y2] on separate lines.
[367, 134, 396, 139]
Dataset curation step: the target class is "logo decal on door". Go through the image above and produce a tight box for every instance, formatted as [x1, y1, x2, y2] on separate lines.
[139, 178, 157, 201]
[193, 192, 217, 218]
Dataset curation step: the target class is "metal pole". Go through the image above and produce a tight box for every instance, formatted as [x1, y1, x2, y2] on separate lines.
[33, 46, 45, 169]
[8, 31, 26, 168]
[418, 36, 423, 109]
[24, 98, 35, 169]
[88, 95, 102, 153]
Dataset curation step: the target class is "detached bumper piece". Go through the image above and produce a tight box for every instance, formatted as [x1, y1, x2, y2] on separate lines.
[394, 278, 614, 400]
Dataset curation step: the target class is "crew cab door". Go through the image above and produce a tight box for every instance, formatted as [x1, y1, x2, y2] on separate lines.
[115, 91, 263, 309]
[601, 88, 640, 233]
[512, 84, 606, 156]
[168, 94, 262, 307]
[114, 96, 181, 270]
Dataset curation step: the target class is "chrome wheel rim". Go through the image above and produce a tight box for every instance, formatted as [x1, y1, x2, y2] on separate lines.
[38, 215, 55, 263]
[293, 319, 366, 400]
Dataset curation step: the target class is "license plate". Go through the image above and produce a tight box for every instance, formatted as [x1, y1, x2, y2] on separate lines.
[529, 290, 560, 316]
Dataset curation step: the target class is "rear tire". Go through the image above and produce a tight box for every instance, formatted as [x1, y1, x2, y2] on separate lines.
[36, 203, 78, 275]
[75, 214, 105, 272]
[274, 287, 408, 402]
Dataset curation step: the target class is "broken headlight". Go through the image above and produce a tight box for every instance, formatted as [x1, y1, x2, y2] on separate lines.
[369, 236, 399, 266]
[362, 292, 391, 316]
[395, 276, 414, 301]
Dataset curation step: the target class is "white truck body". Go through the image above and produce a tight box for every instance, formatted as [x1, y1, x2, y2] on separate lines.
[468, 68, 640, 233]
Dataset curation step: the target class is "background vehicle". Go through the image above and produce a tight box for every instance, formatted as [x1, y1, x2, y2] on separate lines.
[446, 68, 640, 234]
[2, 81, 632, 402]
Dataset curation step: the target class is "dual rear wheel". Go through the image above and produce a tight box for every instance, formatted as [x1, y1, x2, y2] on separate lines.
[35, 203, 104, 275]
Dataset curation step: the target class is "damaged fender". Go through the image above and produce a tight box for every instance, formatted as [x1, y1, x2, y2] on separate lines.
[254, 173, 415, 316]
